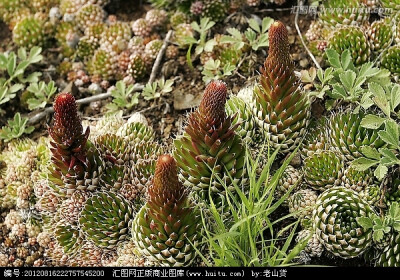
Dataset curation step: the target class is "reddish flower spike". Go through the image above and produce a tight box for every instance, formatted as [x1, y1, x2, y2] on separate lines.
[266, 21, 293, 70]
[199, 80, 228, 126]
[152, 155, 181, 193]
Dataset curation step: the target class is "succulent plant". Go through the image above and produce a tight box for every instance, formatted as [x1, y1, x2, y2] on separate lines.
[144, 39, 163, 64]
[253, 21, 310, 154]
[341, 166, 375, 192]
[381, 45, 400, 74]
[88, 48, 117, 80]
[384, 178, 400, 207]
[327, 110, 385, 161]
[54, 221, 84, 255]
[12, 16, 47, 48]
[128, 143, 161, 197]
[99, 22, 132, 53]
[145, 9, 168, 28]
[57, 190, 90, 226]
[60, 0, 85, 15]
[76, 36, 99, 61]
[126, 54, 147, 81]
[359, 184, 382, 207]
[117, 121, 155, 143]
[225, 95, 257, 145]
[305, 20, 325, 42]
[276, 165, 302, 200]
[131, 18, 152, 37]
[75, 3, 105, 30]
[132, 155, 202, 267]
[296, 229, 324, 257]
[173, 23, 194, 48]
[380, 0, 400, 10]
[55, 21, 79, 57]
[377, 232, 400, 267]
[312, 187, 374, 259]
[0, 0, 26, 24]
[201, 0, 228, 22]
[79, 191, 134, 249]
[300, 118, 329, 159]
[367, 18, 394, 53]
[94, 134, 131, 190]
[169, 11, 189, 29]
[303, 150, 344, 192]
[319, 0, 369, 27]
[327, 26, 371, 66]
[288, 189, 318, 219]
[190, 1, 204, 15]
[84, 22, 106, 42]
[174, 80, 246, 200]
[48, 93, 103, 196]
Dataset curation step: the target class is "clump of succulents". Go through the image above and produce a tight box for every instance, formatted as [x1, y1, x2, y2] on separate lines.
[79, 191, 134, 249]
[312, 187, 374, 259]
[253, 21, 310, 154]
[327, 26, 371, 66]
[132, 154, 201, 266]
[29, 92, 163, 266]
[288, 189, 318, 219]
[48, 93, 103, 196]
[88, 48, 118, 80]
[381, 46, 400, 75]
[76, 36, 99, 60]
[200, 0, 228, 22]
[99, 22, 132, 53]
[12, 16, 48, 48]
[318, 0, 369, 27]
[367, 18, 394, 53]
[131, 18, 152, 38]
[225, 95, 257, 144]
[303, 150, 344, 192]
[300, 118, 329, 159]
[0, 137, 50, 266]
[0, 138, 49, 209]
[327, 110, 385, 161]
[174, 80, 246, 203]
[377, 233, 400, 267]
[75, 3, 105, 30]
[296, 229, 324, 258]
[275, 165, 302, 201]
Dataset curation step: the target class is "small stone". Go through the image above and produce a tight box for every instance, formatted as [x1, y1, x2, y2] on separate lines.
[304, 84, 313, 91]
[300, 58, 309, 68]
[292, 53, 300, 61]
[62, 81, 78, 96]
[290, 153, 302, 167]
[88, 83, 102, 94]
[173, 90, 203, 110]
[288, 35, 295, 44]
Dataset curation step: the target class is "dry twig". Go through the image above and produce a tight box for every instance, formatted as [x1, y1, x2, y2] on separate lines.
[149, 30, 174, 84]
[28, 84, 144, 124]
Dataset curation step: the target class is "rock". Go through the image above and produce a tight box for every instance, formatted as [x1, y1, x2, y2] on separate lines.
[290, 153, 302, 168]
[304, 84, 314, 91]
[292, 53, 300, 61]
[300, 58, 309, 68]
[174, 90, 203, 110]
[61, 81, 78, 96]
[288, 35, 295, 44]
